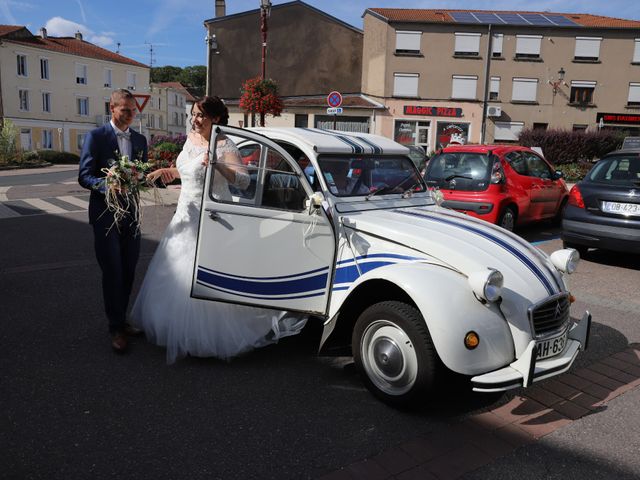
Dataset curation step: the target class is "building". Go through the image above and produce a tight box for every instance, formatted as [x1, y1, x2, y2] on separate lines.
[0, 25, 149, 154]
[204, 1, 381, 131]
[147, 82, 196, 138]
[362, 8, 640, 152]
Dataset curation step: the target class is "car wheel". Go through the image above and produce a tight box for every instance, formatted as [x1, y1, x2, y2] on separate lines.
[352, 300, 441, 406]
[562, 241, 589, 258]
[552, 198, 568, 226]
[497, 206, 516, 231]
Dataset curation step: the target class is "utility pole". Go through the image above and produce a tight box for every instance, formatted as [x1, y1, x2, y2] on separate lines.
[480, 24, 493, 145]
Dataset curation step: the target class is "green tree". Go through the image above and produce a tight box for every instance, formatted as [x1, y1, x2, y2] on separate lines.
[178, 66, 206, 96]
[150, 66, 183, 83]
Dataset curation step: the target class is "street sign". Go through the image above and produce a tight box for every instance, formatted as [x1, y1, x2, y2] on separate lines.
[133, 94, 151, 113]
[327, 107, 343, 115]
[327, 91, 343, 108]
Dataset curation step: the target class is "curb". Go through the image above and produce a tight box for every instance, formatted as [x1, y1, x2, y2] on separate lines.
[319, 344, 640, 480]
[0, 161, 52, 171]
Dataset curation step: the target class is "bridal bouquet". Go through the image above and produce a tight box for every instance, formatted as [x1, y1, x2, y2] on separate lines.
[101, 152, 156, 231]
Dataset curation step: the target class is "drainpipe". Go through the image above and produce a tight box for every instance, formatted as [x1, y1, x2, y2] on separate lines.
[480, 24, 493, 144]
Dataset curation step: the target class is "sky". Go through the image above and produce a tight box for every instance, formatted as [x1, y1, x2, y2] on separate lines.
[2, 0, 639, 68]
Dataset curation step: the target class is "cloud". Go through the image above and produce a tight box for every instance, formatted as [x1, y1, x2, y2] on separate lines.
[75, 0, 87, 23]
[0, 0, 18, 24]
[44, 16, 115, 47]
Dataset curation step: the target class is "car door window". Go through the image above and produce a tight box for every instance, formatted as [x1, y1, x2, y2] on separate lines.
[523, 153, 553, 179]
[506, 152, 527, 175]
[262, 148, 308, 211]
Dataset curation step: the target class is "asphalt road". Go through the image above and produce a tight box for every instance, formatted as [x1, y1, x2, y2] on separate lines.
[1, 167, 639, 479]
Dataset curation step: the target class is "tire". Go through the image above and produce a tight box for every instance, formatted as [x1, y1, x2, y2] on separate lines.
[552, 198, 568, 226]
[497, 206, 516, 231]
[562, 241, 589, 258]
[352, 300, 441, 407]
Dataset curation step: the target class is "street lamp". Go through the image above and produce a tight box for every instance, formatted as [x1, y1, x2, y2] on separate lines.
[549, 67, 566, 95]
[205, 32, 218, 96]
[260, 0, 272, 80]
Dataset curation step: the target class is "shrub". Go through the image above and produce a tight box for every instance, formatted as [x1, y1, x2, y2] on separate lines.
[0, 120, 20, 165]
[149, 134, 186, 149]
[153, 142, 181, 154]
[32, 150, 80, 164]
[557, 162, 593, 182]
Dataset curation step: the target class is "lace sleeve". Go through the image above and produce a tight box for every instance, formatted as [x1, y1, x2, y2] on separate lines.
[216, 138, 250, 189]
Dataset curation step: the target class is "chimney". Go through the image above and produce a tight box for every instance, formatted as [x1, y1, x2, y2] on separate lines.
[75, 31, 83, 40]
[215, 0, 226, 17]
[38, 27, 47, 38]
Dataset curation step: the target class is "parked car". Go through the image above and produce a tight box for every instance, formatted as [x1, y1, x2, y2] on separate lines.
[562, 148, 640, 255]
[424, 145, 569, 231]
[406, 144, 428, 172]
[194, 127, 590, 406]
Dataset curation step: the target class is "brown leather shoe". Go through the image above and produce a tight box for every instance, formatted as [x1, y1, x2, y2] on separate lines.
[124, 324, 143, 336]
[111, 333, 128, 352]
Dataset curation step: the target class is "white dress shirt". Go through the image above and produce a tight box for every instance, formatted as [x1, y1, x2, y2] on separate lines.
[110, 120, 132, 159]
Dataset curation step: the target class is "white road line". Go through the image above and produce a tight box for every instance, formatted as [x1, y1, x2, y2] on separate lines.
[21, 198, 68, 214]
[60, 181, 77, 185]
[0, 186, 9, 201]
[57, 195, 90, 209]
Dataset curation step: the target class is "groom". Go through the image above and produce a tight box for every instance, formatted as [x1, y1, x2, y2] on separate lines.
[78, 89, 148, 352]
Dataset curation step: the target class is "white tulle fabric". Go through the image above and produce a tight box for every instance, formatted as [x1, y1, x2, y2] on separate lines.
[131, 136, 306, 363]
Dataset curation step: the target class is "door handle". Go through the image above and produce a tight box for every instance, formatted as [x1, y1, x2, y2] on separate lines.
[205, 208, 220, 220]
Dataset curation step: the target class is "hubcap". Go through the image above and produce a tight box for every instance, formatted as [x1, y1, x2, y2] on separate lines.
[360, 320, 418, 396]
[501, 210, 514, 231]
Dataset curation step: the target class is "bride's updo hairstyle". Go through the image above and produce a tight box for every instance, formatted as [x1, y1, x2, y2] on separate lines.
[194, 96, 229, 126]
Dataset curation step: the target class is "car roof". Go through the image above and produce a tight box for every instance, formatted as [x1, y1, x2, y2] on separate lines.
[439, 144, 534, 154]
[250, 127, 410, 155]
[606, 148, 640, 155]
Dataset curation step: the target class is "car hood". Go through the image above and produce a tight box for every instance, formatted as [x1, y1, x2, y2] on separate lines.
[340, 205, 564, 302]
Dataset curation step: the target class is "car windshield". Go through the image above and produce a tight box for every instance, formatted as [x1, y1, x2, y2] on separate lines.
[424, 152, 493, 191]
[317, 155, 426, 197]
[587, 155, 640, 185]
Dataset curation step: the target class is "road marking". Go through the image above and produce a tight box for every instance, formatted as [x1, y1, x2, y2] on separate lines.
[60, 181, 77, 185]
[21, 198, 68, 214]
[0, 186, 9, 201]
[57, 195, 90, 209]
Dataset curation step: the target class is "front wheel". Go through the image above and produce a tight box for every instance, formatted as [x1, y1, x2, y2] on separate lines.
[352, 301, 441, 406]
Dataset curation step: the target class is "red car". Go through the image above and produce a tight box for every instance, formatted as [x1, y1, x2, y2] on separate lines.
[424, 145, 569, 231]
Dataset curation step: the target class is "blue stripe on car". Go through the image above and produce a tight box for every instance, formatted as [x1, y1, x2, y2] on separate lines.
[197, 268, 328, 296]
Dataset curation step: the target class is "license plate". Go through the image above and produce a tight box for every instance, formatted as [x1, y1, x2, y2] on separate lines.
[601, 201, 640, 217]
[536, 331, 568, 360]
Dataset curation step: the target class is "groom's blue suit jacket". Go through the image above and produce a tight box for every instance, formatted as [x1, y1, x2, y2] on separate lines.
[78, 123, 148, 224]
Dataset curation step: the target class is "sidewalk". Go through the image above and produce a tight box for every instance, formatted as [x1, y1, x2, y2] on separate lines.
[0, 163, 77, 177]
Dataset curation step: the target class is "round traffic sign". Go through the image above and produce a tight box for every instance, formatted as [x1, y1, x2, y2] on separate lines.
[327, 91, 343, 108]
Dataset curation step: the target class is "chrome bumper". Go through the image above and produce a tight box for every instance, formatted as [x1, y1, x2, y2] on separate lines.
[471, 311, 592, 393]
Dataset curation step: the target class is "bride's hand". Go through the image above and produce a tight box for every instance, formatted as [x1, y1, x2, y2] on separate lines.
[201, 152, 209, 166]
[147, 168, 177, 184]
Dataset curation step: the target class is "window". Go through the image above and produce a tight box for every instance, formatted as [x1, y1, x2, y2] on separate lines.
[104, 101, 110, 115]
[158, 98, 161, 109]
[634, 39, 640, 63]
[147, 114, 155, 128]
[17, 54, 27, 76]
[490, 76, 500, 100]
[492, 34, 503, 57]
[76, 64, 87, 84]
[294, 114, 308, 128]
[511, 78, 538, 102]
[159, 115, 163, 129]
[494, 121, 525, 142]
[42, 130, 53, 149]
[173, 111, 179, 125]
[454, 32, 481, 56]
[19, 89, 29, 111]
[515, 35, 542, 59]
[574, 37, 602, 61]
[393, 73, 419, 97]
[77, 133, 86, 151]
[451, 75, 477, 99]
[533, 123, 548, 130]
[570, 81, 596, 105]
[42, 92, 51, 112]
[522, 152, 553, 179]
[104, 68, 112, 87]
[628, 83, 640, 106]
[174, 94, 178, 105]
[77, 97, 89, 116]
[395, 30, 421, 54]
[572, 124, 588, 131]
[40, 58, 49, 79]
[127, 71, 136, 90]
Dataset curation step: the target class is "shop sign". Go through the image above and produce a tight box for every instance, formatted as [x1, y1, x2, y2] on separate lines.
[596, 112, 640, 126]
[404, 105, 463, 117]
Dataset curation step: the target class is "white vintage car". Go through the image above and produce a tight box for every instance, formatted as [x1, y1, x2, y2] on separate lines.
[192, 126, 591, 406]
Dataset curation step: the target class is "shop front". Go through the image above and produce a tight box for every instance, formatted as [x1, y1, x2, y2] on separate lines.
[596, 112, 640, 137]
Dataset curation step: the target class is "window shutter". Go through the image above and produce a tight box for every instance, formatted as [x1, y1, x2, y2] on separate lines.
[634, 39, 640, 63]
[515, 35, 542, 55]
[494, 122, 525, 141]
[574, 37, 602, 59]
[570, 80, 596, 88]
[492, 34, 503, 56]
[512, 78, 538, 102]
[396, 31, 421, 52]
[629, 83, 640, 103]
[393, 73, 419, 97]
[452, 75, 477, 99]
[455, 33, 481, 54]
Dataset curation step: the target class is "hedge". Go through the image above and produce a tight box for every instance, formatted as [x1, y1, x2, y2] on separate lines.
[25, 150, 80, 164]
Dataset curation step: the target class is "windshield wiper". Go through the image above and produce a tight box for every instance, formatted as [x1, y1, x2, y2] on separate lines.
[444, 174, 473, 182]
[366, 172, 421, 200]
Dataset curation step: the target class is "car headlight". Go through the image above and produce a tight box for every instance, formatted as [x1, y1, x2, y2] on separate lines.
[550, 248, 580, 274]
[468, 269, 503, 303]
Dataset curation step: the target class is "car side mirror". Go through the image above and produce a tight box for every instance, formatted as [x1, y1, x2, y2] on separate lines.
[553, 170, 564, 180]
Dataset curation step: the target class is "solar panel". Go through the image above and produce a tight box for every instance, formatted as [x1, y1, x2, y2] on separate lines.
[521, 14, 554, 25]
[495, 13, 530, 25]
[474, 12, 503, 24]
[450, 12, 480, 23]
[546, 15, 579, 26]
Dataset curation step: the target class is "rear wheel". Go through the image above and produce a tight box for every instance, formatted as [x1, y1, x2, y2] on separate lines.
[352, 301, 441, 406]
[497, 206, 516, 231]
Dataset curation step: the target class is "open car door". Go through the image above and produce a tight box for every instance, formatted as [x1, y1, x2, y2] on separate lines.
[191, 126, 335, 315]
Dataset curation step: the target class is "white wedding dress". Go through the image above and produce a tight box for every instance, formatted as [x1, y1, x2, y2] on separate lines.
[131, 136, 306, 363]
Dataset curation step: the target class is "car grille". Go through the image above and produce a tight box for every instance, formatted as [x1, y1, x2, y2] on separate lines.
[528, 294, 570, 338]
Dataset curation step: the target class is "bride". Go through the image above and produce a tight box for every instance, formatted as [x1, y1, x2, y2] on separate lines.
[131, 96, 306, 363]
